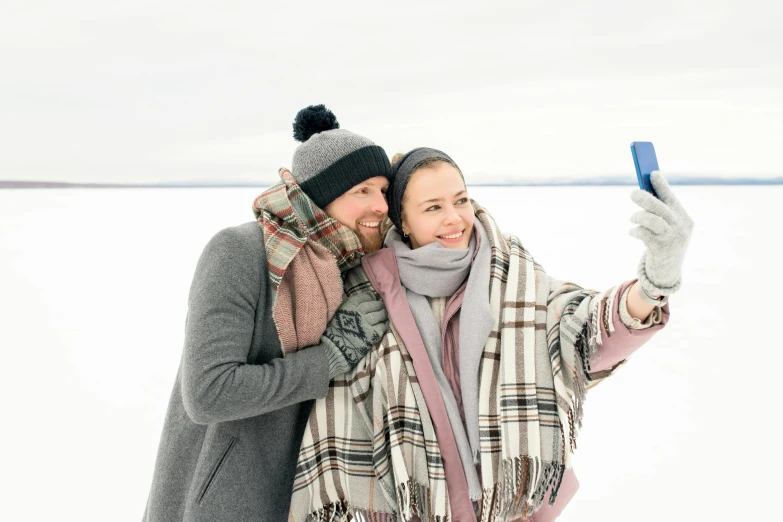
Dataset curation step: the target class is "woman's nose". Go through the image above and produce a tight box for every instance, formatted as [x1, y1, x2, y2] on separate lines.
[442, 206, 462, 225]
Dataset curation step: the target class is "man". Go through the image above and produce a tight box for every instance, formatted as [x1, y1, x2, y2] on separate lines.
[143, 105, 392, 522]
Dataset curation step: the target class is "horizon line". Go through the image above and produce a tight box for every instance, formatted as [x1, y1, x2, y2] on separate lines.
[2, 175, 783, 189]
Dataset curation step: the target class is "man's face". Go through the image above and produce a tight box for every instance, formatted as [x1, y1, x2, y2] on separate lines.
[323, 176, 390, 254]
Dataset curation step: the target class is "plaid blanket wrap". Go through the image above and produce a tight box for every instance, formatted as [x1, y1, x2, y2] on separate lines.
[291, 201, 625, 521]
[252, 168, 364, 355]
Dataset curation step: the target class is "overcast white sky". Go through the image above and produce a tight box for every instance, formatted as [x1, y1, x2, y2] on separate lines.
[2, 0, 781, 184]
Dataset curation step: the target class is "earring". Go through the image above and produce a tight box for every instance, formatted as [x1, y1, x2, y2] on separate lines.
[403, 232, 409, 238]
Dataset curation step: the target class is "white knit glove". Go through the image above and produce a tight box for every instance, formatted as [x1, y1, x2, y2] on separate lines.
[630, 171, 694, 304]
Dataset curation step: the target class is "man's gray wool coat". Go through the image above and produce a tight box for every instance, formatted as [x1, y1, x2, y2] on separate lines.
[143, 222, 330, 522]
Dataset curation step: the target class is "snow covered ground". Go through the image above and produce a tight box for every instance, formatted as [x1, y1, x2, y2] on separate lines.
[1, 185, 780, 521]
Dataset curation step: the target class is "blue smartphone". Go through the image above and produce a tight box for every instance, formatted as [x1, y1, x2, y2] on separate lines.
[630, 141, 659, 198]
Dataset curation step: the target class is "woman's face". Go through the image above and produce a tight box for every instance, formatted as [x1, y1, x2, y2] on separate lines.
[401, 162, 474, 250]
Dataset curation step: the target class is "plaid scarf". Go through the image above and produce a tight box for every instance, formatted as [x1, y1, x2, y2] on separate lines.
[252, 168, 364, 355]
[290, 201, 624, 521]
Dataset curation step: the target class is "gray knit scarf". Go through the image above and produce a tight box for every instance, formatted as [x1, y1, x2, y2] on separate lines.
[385, 225, 494, 501]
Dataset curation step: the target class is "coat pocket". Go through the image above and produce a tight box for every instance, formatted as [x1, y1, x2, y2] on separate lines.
[196, 436, 238, 504]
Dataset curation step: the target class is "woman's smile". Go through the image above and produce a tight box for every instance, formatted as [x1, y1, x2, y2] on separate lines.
[436, 229, 466, 243]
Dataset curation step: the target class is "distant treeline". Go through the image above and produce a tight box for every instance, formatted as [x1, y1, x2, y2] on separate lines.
[2, 176, 783, 189]
[471, 176, 783, 187]
[0, 181, 198, 189]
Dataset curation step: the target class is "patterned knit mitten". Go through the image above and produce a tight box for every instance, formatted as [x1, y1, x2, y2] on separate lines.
[321, 290, 388, 378]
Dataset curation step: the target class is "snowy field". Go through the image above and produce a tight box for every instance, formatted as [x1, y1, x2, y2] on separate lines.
[1, 185, 780, 522]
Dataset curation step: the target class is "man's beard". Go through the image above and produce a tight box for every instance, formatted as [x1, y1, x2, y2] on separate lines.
[356, 227, 383, 254]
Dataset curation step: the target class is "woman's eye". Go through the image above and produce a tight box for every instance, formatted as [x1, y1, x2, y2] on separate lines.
[456, 198, 468, 205]
[426, 205, 440, 212]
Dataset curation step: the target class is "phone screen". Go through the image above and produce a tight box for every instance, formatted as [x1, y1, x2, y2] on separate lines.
[631, 142, 659, 198]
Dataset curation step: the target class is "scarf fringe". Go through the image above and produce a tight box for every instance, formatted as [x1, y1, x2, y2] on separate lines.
[571, 290, 610, 441]
[305, 499, 398, 522]
[476, 457, 566, 522]
[396, 480, 447, 522]
[546, 319, 591, 454]
[305, 499, 350, 522]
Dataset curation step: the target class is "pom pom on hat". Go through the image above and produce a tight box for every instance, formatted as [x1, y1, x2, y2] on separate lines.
[292, 104, 340, 142]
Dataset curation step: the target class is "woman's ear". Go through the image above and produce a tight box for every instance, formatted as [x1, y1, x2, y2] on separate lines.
[400, 218, 409, 237]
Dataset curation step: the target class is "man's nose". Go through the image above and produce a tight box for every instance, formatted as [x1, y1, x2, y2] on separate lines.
[371, 192, 388, 215]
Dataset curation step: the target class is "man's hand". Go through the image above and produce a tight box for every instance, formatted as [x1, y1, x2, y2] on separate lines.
[321, 290, 389, 379]
[630, 171, 694, 303]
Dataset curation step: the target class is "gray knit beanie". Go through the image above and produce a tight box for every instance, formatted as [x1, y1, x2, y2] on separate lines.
[291, 104, 393, 209]
[387, 147, 461, 232]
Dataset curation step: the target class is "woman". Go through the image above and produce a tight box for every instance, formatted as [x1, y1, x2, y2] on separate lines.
[292, 148, 692, 522]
